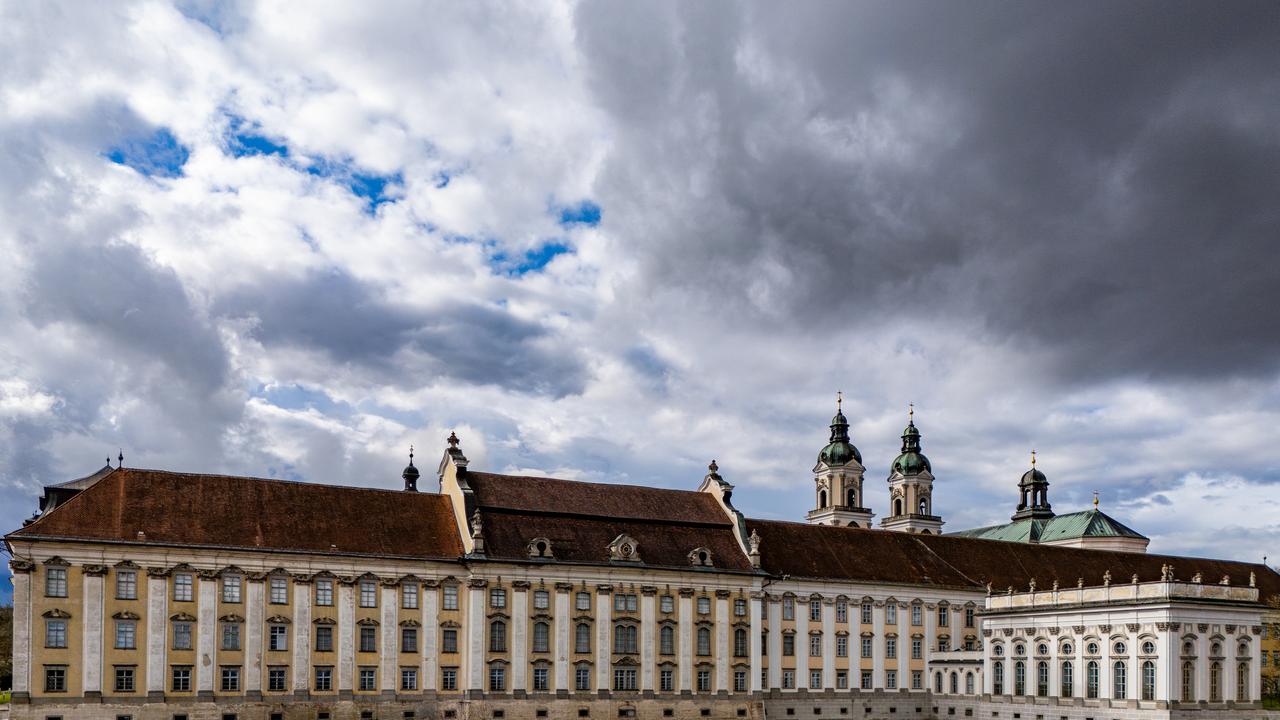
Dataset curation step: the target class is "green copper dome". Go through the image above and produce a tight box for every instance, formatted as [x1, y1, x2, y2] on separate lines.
[890, 418, 930, 475]
[818, 407, 862, 466]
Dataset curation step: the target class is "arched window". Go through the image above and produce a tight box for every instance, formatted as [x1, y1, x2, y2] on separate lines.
[532, 621, 550, 653]
[1142, 660, 1155, 701]
[659, 625, 674, 655]
[935, 672, 943, 692]
[1181, 661, 1195, 702]
[575, 623, 591, 654]
[993, 662, 1004, 695]
[1086, 661, 1099, 698]
[1237, 662, 1248, 701]
[950, 672, 958, 694]
[1113, 661, 1127, 699]
[489, 620, 507, 653]
[847, 489, 856, 507]
[734, 628, 748, 657]
[1210, 661, 1222, 702]
[613, 624, 637, 654]
[965, 672, 974, 694]
[1014, 660, 1025, 696]
[894, 498, 903, 515]
[818, 490, 827, 508]
[1060, 660, 1073, 697]
[1037, 661, 1049, 696]
[919, 498, 929, 515]
[696, 627, 711, 656]
[1183, 641, 1194, 656]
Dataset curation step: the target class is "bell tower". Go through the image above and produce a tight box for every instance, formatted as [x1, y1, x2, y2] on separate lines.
[1011, 451, 1054, 521]
[806, 393, 874, 527]
[880, 405, 943, 534]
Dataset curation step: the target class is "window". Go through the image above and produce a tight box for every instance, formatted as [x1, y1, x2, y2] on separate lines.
[885, 637, 896, 659]
[616, 668, 638, 691]
[696, 627, 711, 656]
[836, 635, 848, 657]
[861, 603, 873, 624]
[489, 666, 506, 691]
[114, 666, 135, 692]
[579, 666, 594, 691]
[402, 627, 418, 653]
[222, 623, 240, 651]
[937, 607, 949, 627]
[45, 567, 67, 598]
[910, 605, 922, 626]
[315, 626, 333, 652]
[269, 624, 288, 652]
[992, 662, 1004, 695]
[45, 665, 67, 692]
[45, 619, 67, 648]
[1060, 661, 1073, 697]
[809, 670, 821, 689]
[697, 670, 711, 692]
[531, 666, 549, 691]
[1210, 661, 1222, 702]
[359, 667, 377, 691]
[401, 583, 419, 609]
[698, 596, 712, 615]
[116, 620, 137, 649]
[965, 672, 975, 694]
[442, 668, 458, 691]
[490, 588, 507, 609]
[490, 621, 507, 652]
[783, 634, 794, 656]
[912, 670, 923, 690]
[885, 670, 897, 689]
[402, 668, 418, 691]
[533, 622, 550, 653]
[809, 599, 821, 621]
[1013, 661, 1025, 695]
[615, 624, 640, 654]
[442, 628, 458, 653]
[578, 592, 593, 611]
[861, 637, 872, 658]
[782, 670, 794, 689]
[1113, 661, 1126, 699]
[885, 604, 896, 625]
[533, 589, 550, 610]
[577, 623, 593, 654]
[1086, 660, 1099, 698]
[360, 626, 377, 653]
[270, 576, 288, 604]
[734, 598, 747, 616]
[1114, 640, 1127, 656]
[659, 625, 674, 655]
[174, 573, 193, 602]
[222, 575, 241, 603]
[315, 667, 333, 691]
[808, 634, 821, 657]
[360, 580, 378, 608]
[911, 638, 922, 659]
[1037, 661, 1049, 696]
[316, 579, 334, 606]
[938, 637, 950, 652]
[734, 628, 748, 657]
[172, 666, 192, 692]
[734, 670, 747, 692]
[268, 666, 287, 692]
[1237, 661, 1248, 700]
[659, 668, 673, 692]
[221, 666, 240, 692]
[782, 597, 794, 620]
[1143, 660, 1156, 701]
[964, 607, 974, 627]
[116, 570, 137, 600]
[860, 670, 872, 690]
[443, 584, 459, 611]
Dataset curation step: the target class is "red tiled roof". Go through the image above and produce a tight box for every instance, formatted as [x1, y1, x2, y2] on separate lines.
[465, 471, 730, 525]
[8, 468, 464, 560]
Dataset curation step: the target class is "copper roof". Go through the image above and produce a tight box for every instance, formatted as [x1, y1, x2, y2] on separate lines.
[8, 468, 464, 560]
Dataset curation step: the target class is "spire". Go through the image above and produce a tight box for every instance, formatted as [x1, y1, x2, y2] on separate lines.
[1093, 490, 1099, 509]
[829, 393, 850, 443]
[117, 449, 124, 469]
[402, 445, 420, 492]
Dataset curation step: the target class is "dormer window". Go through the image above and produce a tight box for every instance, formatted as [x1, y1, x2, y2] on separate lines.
[688, 547, 713, 567]
[527, 538, 554, 559]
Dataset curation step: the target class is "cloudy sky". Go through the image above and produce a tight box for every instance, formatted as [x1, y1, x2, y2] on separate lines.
[3, 1, 1279, 600]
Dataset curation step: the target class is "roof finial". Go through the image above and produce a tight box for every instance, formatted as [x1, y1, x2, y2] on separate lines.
[408, 444, 415, 467]
[908, 402, 914, 424]
[1030, 449, 1036, 467]
[836, 390, 842, 411]
[118, 449, 124, 468]
[447, 431, 459, 449]
[1092, 490, 1099, 508]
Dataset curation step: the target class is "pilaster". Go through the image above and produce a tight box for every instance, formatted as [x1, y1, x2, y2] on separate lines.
[145, 571, 167, 695]
[512, 582, 529, 692]
[750, 594, 763, 692]
[82, 568, 104, 695]
[380, 583, 398, 693]
[822, 599, 836, 689]
[196, 574, 217, 695]
[766, 597, 781, 690]
[715, 591, 730, 693]
[678, 589, 694, 692]
[423, 581, 440, 692]
[641, 587, 657, 691]
[244, 575, 264, 694]
[291, 575, 312, 693]
[338, 579, 356, 692]
[553, 583, 571, 692]
[596, 584, 612, 692]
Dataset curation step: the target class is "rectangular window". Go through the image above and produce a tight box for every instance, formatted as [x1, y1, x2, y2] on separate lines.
[359, 667, 377, 691]
[911, 639, 922, 659]
[45, 620, 67, 648]
[696, 670, 710, 692]
[441, 667, 458, 691]
[783, 634, 795, 656]
[579, 666, 594, 691]
[885, 637, 897, 659]
[45, 567, 67, 598]
[659, 594, 673, 614]
[268, 666, 287, 692]
[533, 590, 550, 610]
[836, 670, 848, 689]
[220, 666, 240, 692]
[360, 580, 377, 608]
[616, 668, 638, 691]
[911, 605, 922, 626]
[810, 634, 822, 657]
[171, 666, 192, 692]
[809, 599, 821, 621]
[489, 666, 506, 691]
[490, 588, 507, 609]
[836, 601, 847, 623]
[314, 667, 333, 691]
[114, 666, 135, 692]
[734, 670, 747, 692]
[221, 623, 240, 651]
[734, 598, 747, 616]
[443, 584, 459, 610]
[659, 669, 673, 692]
[809, 670, 821, 689]
[937, 607, 949, 627]
[836, 635, 848, 657]
[911, 670, 922, 690]
[442, 628, 458, 654]
[937, 637, 949, 652]
[782, 671, 794, 689]
[532, 622, 550, 653]
[315, 578, 334, 606]
[861, 637, 872, 658]
[116, 620, 136, 649]
[402, 668, 418, 691]
[173, 573, 193, 602]
[885, 604, 897, 625]
[44, 666, 66, 692]
[359, 625, 377, 653]
[269, 576, 288, 605]
[782, 597, 794, 620]
[269, 624, 288, 652]
[964, 608, 974, 627]
[402, 583, 419, 609]
[222, 575, 241, 603]
[116, 570, 137, 600]
[402, 628, 418, 653]
[532, 667, 549, 691]
[489, 621, 507, 653]
[860, 603, 872, 624]
[315, 626, 333, 653]
[860, 670, 873, 690]
[886, 670, 898, 689]
[577, 592, 593, 611]
[616, 593, 639, 613]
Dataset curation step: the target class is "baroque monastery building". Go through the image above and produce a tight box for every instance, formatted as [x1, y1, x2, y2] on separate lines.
[7, 406, 1280, 720]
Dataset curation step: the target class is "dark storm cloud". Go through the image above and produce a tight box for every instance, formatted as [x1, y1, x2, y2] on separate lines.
[216, 269, 588, 397]
[575, 0, 1280, 382]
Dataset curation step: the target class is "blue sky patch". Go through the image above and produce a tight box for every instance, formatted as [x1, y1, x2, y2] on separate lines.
[557, 199, 602, 227]
[306, 157, 402, 214]
[105, 127, 189, 178]
[492, 241, 573, 276]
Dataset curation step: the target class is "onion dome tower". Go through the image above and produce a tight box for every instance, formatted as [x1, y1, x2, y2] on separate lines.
[880, 405, 943, 534]
[1011, 450, 1054, 521]
[807, 393, 874, 527]
[402, 446, 420, 492]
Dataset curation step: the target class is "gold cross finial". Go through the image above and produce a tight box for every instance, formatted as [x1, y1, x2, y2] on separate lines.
[908, 402, 914, 422]
[837, 390, 842, 410]
[1031, 449, 1036, 466]
[1093, 490, 1099, 508]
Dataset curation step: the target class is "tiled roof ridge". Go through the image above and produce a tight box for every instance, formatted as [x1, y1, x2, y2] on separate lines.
[467, 470, 715, 500]
[99, 466, 420, 496]
[477, 505, 732, 527]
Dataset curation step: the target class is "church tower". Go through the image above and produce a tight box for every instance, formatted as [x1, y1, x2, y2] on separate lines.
[806, 394, 874, 527]
[879, 405, 943, 534]
[1011, 451, 1054, 521]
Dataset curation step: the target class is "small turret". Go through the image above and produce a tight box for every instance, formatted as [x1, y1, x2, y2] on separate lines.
[402, 446, 420, 492]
